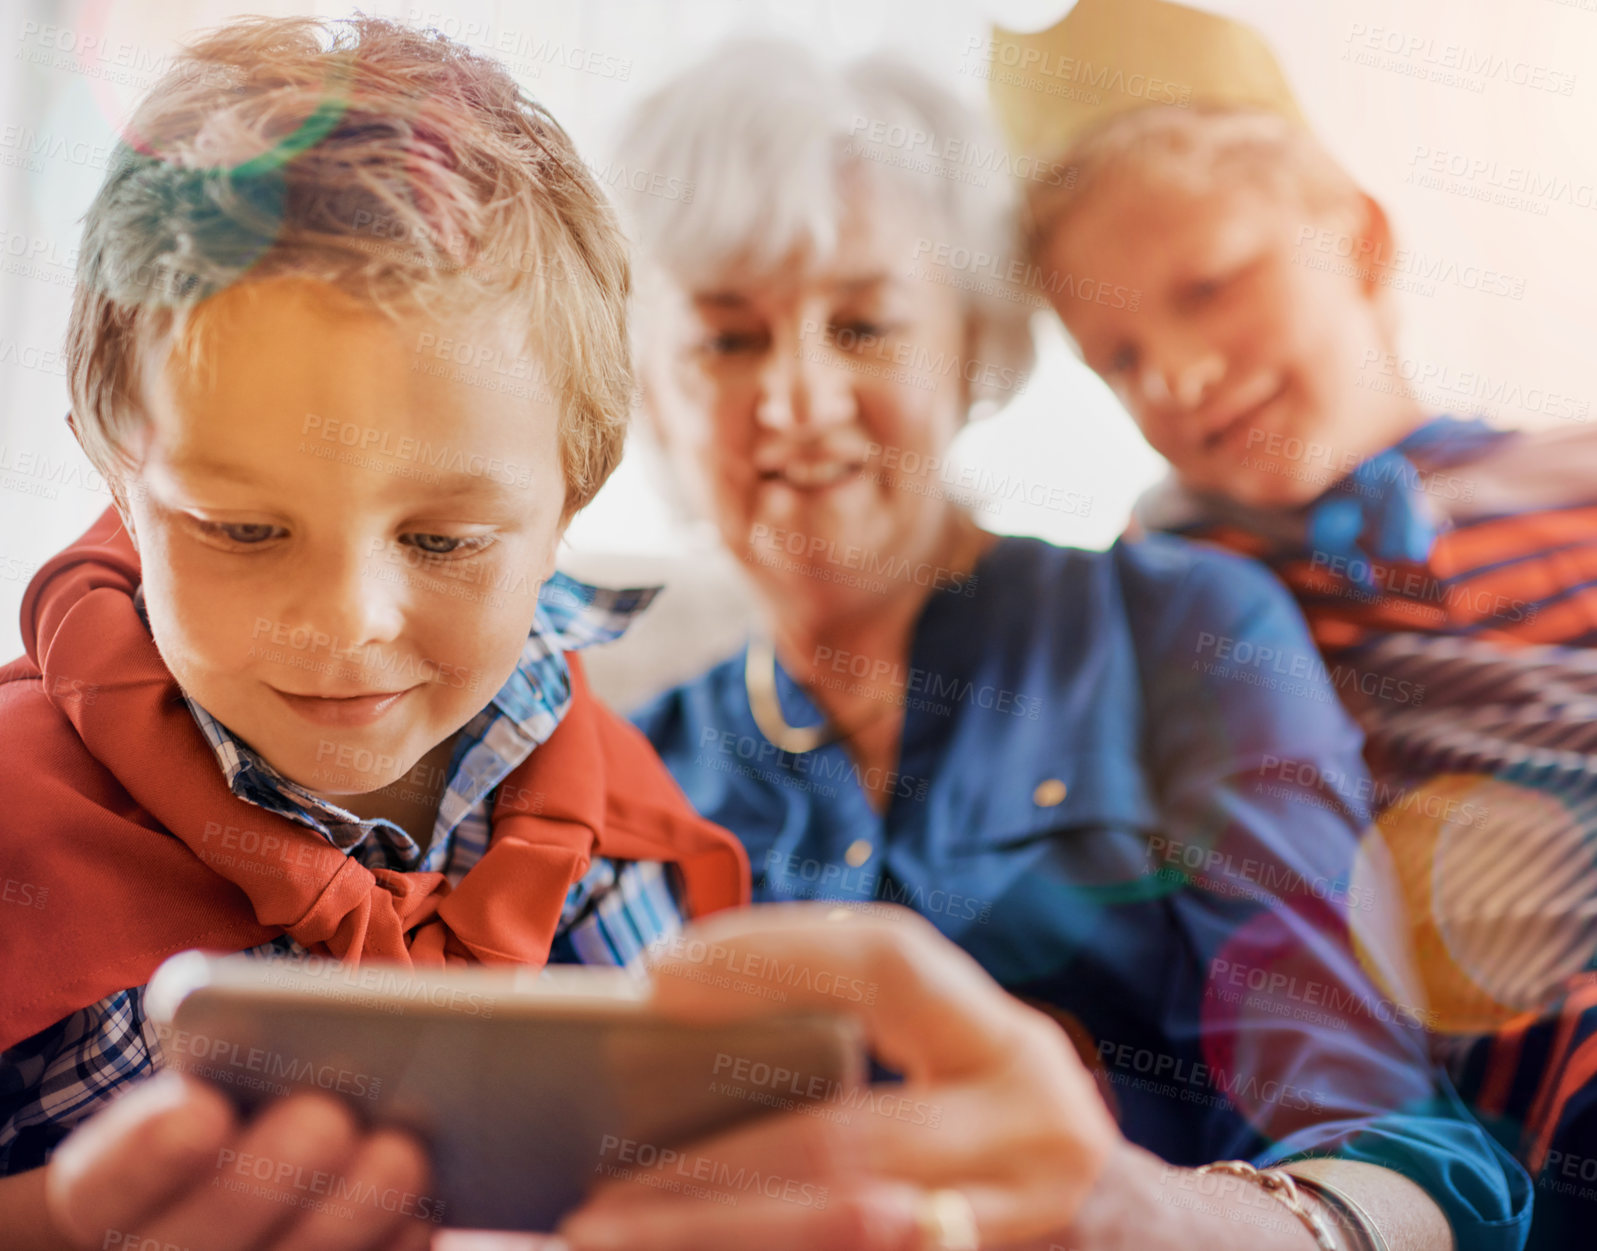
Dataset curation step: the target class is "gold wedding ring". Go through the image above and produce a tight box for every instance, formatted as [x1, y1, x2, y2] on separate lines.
[918, 1188, 980, 1251]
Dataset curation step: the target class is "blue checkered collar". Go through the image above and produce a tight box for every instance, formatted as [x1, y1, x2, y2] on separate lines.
[133, 571, 658, 865]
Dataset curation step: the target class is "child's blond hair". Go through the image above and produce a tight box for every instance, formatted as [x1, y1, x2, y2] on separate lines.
[1028, 105, 1364, 258]
[67, 15, 630, 515]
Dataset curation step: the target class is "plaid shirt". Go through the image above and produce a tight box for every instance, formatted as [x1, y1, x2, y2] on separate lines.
[0, 572, 681, 1174]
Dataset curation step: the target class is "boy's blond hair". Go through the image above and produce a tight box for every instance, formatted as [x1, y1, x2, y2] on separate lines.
[67, 16, 630, 515]
[1028, 105, 1363, 257]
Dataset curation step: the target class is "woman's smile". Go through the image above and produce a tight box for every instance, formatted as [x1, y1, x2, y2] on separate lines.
[759, 458, 867, 491]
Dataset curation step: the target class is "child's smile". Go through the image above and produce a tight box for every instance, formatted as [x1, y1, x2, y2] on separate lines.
[123, 276, 571, 805]
[1042, 174, 1422, 507]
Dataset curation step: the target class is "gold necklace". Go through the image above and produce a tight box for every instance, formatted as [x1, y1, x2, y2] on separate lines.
[744, 521, 993, 754]
[744, 637, 839, 754]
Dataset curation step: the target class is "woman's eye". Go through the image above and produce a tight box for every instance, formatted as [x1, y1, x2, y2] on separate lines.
[197, 521, 283, 545]
[401, 533, 491, 557]
[703, 330, 766, 355]
[832, 320, 892, 344]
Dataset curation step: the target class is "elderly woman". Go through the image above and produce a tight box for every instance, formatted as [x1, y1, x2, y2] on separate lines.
[555, 41, 1530, 1251]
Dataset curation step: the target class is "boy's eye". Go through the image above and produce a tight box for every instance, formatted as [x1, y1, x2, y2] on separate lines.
[196, 520, 284, 545]
[1182, 277, 1223, 308]
[1179, 258, 1256, 312]
[1107, 344, 1139, 375]
[401, 533, 491, 557]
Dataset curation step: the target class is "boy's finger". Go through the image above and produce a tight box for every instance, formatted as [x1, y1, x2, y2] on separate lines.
[391, 1217, 437, 1251]
[47, 1071, 238, 1243]
[133, 1089, 363, 1249]
[259, 1125, 432, 1251]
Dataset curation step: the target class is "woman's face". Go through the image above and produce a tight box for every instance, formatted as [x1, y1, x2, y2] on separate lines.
[638, 174, 976, 617]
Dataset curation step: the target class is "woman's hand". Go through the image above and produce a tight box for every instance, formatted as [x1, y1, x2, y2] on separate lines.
[41, 1070, 435, 1250]
[558, 903, 1122, 1251]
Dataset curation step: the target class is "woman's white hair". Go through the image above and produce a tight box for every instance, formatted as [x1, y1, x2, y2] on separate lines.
[610, 38, 1037, 411]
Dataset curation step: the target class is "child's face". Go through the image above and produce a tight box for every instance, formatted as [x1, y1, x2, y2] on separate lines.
[122, 278, 568, 798]
[1041, 172, 1412, 508]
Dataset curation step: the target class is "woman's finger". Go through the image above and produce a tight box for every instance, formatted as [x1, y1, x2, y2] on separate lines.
[583, 1049, 1104, 1215]
[46, 1071, 239, 1244]
[564, 1178, 1050, 1251]
[581, 1099, 876, 1210]
[582, 1080, 972, 1208]
[563, 1179, 931, 1251]
[845, 1016, 1111, 1197]
[647, 904, 1036, 1080]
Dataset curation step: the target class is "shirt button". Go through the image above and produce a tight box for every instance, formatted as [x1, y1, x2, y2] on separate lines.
[1033, 779, 1068, 808]
[844, 839, 873, 867]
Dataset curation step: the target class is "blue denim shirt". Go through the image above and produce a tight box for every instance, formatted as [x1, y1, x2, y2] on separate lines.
[634, 534, 1533, 1251]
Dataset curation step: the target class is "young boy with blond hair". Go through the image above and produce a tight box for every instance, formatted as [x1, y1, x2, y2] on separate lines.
[0, 17, 746, 1248]
[1030, 98, 1597, 1247]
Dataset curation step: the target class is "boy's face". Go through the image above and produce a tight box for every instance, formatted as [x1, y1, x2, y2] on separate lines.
[122, 278, 567, 798]
[1041, 172, 1414, 508]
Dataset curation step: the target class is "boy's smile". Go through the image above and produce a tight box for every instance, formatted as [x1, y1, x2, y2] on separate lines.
[1041, 174, 1423, 508]
[272, 686, 414, 728]
[119, 276, 569, 803]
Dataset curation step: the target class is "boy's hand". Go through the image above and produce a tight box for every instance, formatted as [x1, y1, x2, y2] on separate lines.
[46, 1070, 434, 1250]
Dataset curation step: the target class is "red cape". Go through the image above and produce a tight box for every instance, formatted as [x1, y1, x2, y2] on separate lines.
[0, 507, 748, 1051]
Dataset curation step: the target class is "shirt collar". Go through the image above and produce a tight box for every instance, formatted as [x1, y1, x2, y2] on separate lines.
[487, 571, 659, 733]
[1302, 416, 1517, 583]
[1140, 415, 1515, 565]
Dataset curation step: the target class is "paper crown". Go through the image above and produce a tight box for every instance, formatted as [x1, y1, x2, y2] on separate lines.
[986, 0, 1304, 161]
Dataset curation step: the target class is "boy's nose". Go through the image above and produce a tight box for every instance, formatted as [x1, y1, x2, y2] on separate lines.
[1139, 350, 1225, 414]
[284, 547, 407, 658]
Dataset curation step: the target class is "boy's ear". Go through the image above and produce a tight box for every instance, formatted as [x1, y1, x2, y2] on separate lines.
[108, 484, 139, 553]
[1354, 191, 1395, 301]
[66, 410, 138, 550]
[541, 511, 572, 581]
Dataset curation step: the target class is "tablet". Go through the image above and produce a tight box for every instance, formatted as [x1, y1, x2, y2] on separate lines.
[145, 951, 866, 1231]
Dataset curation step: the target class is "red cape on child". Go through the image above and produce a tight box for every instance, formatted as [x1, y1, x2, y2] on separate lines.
[0, 507, 749, 1052]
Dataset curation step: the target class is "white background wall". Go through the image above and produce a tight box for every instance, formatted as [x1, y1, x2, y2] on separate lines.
[2, 0, 1593, 661]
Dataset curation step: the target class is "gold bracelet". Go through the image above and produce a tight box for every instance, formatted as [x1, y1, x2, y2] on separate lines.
[1283, 1171, 1392, 1251]
[1194, 1160, 1339, 1251]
